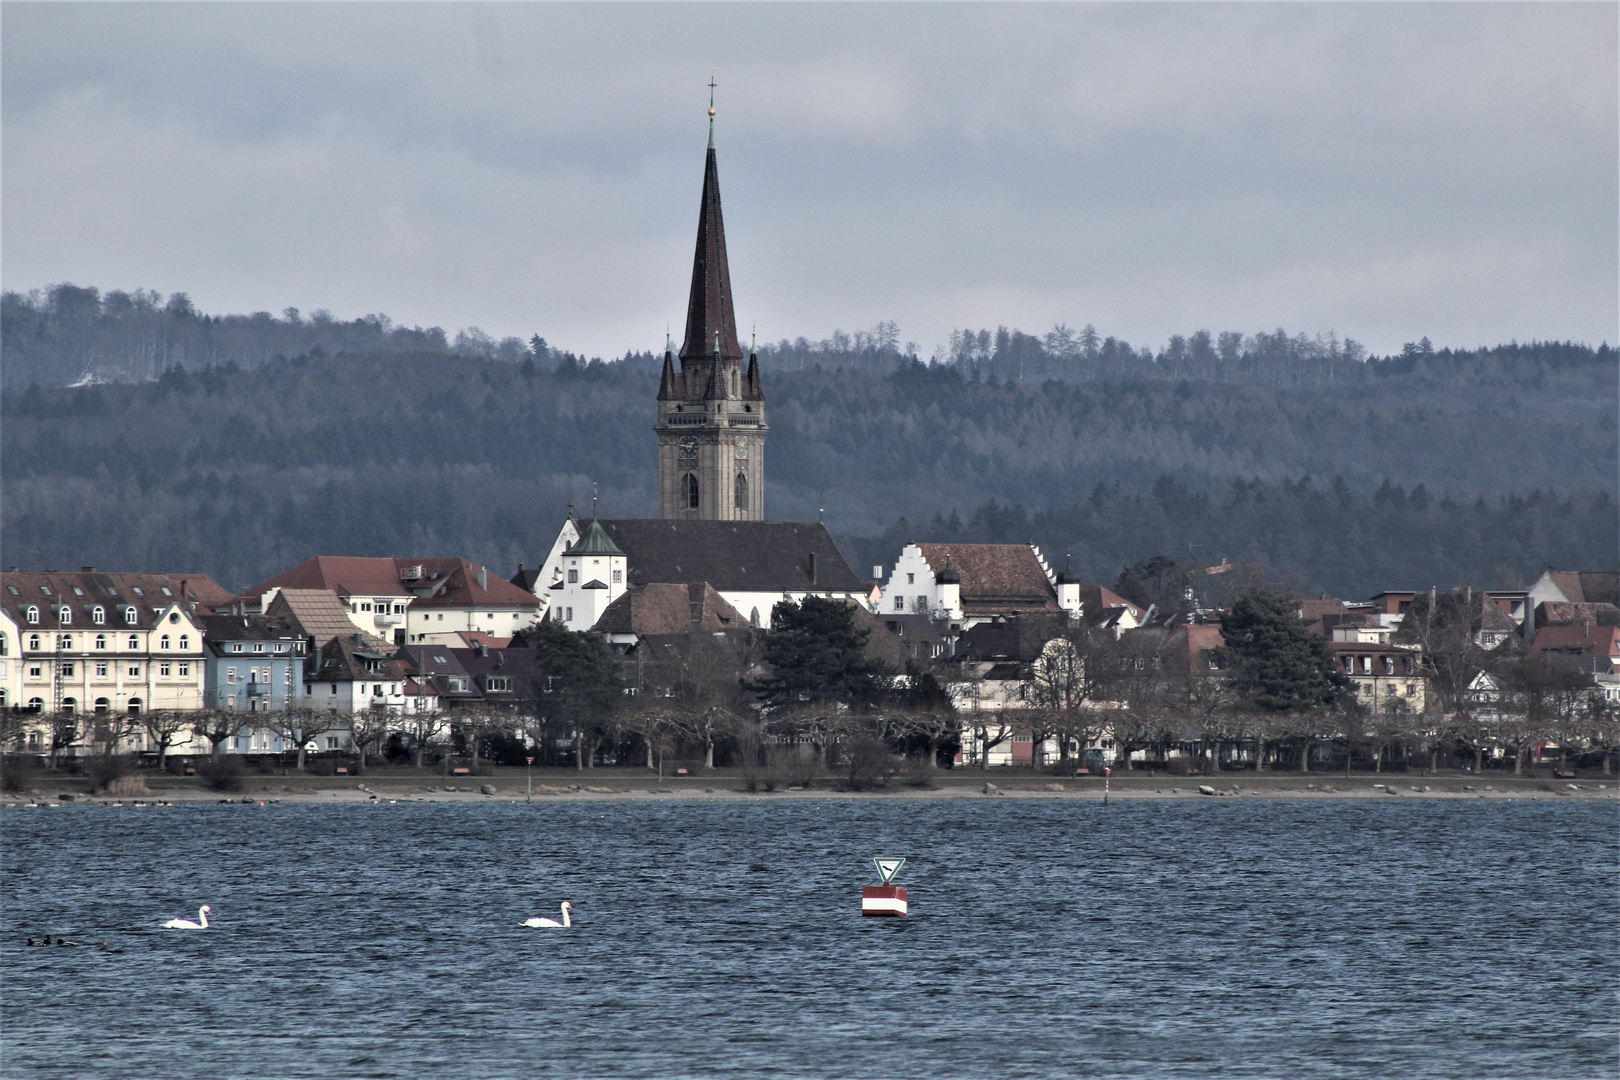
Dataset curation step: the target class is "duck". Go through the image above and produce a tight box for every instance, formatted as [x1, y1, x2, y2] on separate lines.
[522, 901, 572, 928]
[161, 905, 212, 930]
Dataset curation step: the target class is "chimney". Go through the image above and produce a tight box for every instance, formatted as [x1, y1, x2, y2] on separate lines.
[82, 566, 97, 573]
[477, 567, 488, 591]
[809, 552, 818, 586]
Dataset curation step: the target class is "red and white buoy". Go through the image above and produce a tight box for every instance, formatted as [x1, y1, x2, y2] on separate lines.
[862, 857, 907, 917]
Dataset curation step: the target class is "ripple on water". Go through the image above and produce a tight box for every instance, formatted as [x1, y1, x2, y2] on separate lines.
[1, 799, 1615, 1079]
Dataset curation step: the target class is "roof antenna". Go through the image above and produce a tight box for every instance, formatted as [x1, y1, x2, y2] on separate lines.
[708, 69, 717, 148]
[592, 482, 599, 519]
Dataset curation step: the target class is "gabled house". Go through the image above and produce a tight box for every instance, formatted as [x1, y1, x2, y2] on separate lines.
[1527, 623, 1620, 675]
[307, 632, 411, 715]
[879, 543, 1078, 629]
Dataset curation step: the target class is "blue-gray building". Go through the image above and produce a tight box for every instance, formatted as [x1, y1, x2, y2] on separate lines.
[200, 612, 307, 723]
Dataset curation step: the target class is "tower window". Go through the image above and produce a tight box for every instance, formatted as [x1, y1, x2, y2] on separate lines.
[684, 473, 699, 509]
[734, 472, 748, 511]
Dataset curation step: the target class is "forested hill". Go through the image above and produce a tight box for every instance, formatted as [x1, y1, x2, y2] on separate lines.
[2, 343, 1613, 598]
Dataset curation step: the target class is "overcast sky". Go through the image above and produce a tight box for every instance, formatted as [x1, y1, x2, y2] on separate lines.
[5, 3, 1615, 358]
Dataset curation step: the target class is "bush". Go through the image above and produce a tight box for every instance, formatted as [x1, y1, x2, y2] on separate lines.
[0, 756, 39, 793]
[194, 755, 244, 793]
[85, 753, 134, 792]
[107, 774, 150, 797]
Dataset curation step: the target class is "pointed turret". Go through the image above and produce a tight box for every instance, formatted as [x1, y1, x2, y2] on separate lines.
[744, 338, 764, 401]
[678, 116, 742, 365]
[704, 333, 727, 401]
[657, 334, 682, 400]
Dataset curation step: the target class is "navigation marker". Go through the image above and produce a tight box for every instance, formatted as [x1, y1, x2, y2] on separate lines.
[862, 857, 908, 917]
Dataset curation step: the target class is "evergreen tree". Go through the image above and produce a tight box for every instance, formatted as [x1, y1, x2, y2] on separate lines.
[1214, 589, 1349, 712]
[756, 597, 889, 709]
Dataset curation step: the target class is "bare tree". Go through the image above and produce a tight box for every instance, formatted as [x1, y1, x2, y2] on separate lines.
[266, 707, 329, 771]
[397, 708, 447, 770]
[347, 706, 393, 773]
[196, 710, 245, 757]
[47, 711, 82, 769]
[143, 709, 194, 769]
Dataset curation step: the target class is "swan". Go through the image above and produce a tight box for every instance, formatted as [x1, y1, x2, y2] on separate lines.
[523, 901, 572, 928]
[161, 905, 212, 930]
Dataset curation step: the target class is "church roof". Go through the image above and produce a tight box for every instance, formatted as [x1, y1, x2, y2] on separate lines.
[567, 518, 626, 557]
[913, 543, 1060, 615]
[678, 121, 743, 364]
[592, 519, 864, 594]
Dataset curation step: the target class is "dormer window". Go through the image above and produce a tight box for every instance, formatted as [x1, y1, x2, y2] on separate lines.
[124, 607, 138, 625]
[24, 606, 39, 625]
[59, 607, 72, 625]
[92, 606, 105, 625]
[233, 644, 243, 652]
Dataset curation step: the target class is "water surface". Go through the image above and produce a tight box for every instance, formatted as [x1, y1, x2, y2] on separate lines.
[3, 799, 1614, 1079]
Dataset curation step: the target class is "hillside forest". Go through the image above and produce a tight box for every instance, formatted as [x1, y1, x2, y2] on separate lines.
[2, 285, 1615, 598]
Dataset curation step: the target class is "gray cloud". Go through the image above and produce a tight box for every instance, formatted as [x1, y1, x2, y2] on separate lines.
[4, 2, 1614, 357]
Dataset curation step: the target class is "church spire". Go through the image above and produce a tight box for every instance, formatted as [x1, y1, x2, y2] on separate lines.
[679, 80, 742, 364]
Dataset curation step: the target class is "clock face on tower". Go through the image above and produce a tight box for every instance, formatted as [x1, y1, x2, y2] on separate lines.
[734, 435, 749, 459]
[679, 436, 698, 459]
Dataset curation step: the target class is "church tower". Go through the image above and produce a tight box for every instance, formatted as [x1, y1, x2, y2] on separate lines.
[655, 93, 766, 520]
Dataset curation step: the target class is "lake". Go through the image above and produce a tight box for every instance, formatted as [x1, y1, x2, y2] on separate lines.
[2, 799, 1614, 1078]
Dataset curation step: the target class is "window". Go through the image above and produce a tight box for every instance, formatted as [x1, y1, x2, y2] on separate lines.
[169, 612, 180, 623]
[28, 663, 42, 678]
[72, 586, 84, 596]
[61, 698, 76, 714]
[486, 677, 511, 692]
[95, 662, 108, 678]
[0, 636, 6, 656]
[126, 698, 142, 715]
[229, 667, 239, 684]
[916, 596, 927, 613]
[285, 667, 294, 685]
[160, 662, 171, 677]
[160, 635, 171, 649]
[24, 606, 38, 625]
[567, 568, 579, 583]
[612, 569, 623, 584]
[124, 607, 137, 625]
[274, 643, 286, 653]
[160, 587, 172, 597]
[40, 586, 51, 596]
[27, 634, 41, 651]
[734, 472, 748, 511]
[327, 737, 340, 750]
[179, 635, 190, 649]
[1383, 657, 1395, 676]
[94, 697, 109, 715]
[128, 663, 140, 677]
[553, 608, 565, 622]
[92, 606, 105, 625]
[907, 573, 915, 584]
[59, 607, 72, 625]
[27, 697, 44, 712]
[394, 604, 405, 614]
[58, 635, 73, 650]
[179, 661, 190, 677]
[566, 607, 573, 621]
[684, 473, 699, 509]
[127, 635, 139, 649]
[232, 643, 243, 653]
[94, 634, 107, 650]
[60, 663, 75, 677]
[894, 596, 905, 611]
[362, 602, 372, 612]
[447, 676, 469, 692]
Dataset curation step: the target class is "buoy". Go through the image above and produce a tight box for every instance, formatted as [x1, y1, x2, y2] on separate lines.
[862, 857, 907, 917]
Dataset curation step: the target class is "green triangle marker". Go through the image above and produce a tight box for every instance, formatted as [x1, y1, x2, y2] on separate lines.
[874, 857, 905, 885]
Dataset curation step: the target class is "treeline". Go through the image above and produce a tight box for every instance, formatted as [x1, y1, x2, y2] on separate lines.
[1, 344, 1613, 595]
[0, 284, 643, 388]
[842, 481, 1616, 603]
[11, 282, 1612, 396]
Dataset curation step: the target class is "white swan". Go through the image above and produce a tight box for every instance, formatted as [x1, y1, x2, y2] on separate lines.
[161, 905, 212, 930]
[523, 901, 572, 928]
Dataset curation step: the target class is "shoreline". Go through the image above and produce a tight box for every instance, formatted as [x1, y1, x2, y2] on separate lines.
[6, 770, 1614, 805]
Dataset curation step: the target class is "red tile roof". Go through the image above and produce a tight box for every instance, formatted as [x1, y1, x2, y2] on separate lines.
[243, 556, 538, 610]
[915, 544, 1058, 614]
[594, 582, 744, 635]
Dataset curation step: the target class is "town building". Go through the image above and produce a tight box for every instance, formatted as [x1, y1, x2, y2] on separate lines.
[199, 612, 308, 713]
[306, 632, 411, 715]
[0, 570, 216, 733]
[240, 556, 541, 646]
[878, 542, 1078, 628]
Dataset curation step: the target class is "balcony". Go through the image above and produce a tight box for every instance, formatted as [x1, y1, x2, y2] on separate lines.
[247, 681, 274, 696]
[373, 612, 403, 626]
[727, 412, 760, 426]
